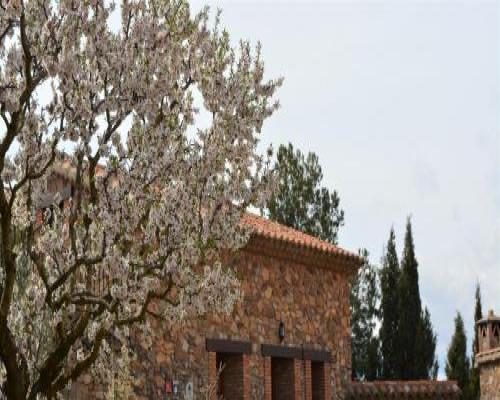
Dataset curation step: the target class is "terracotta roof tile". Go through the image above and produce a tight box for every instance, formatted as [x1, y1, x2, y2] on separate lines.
[348, 381, 461, 399]
[242, 213, 362, 265]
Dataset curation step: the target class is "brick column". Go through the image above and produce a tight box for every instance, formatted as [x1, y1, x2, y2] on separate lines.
[208, 351, 217, 391]
[242, 354, 250, 400]
[323, 362, 331, 400]
[294, 359, 302, 400]
[304, 360, 312, 400]
[264, 356, 272, 400]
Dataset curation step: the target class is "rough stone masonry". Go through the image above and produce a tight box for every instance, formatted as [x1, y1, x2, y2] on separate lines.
[476, 309, 500, 400]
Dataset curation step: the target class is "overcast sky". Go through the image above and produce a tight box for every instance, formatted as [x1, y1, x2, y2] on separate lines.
[190, 0, 500, 376]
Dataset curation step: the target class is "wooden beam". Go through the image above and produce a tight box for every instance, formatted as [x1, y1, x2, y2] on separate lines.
[261, 344, 302, 359]
[205, 338, 252, 354]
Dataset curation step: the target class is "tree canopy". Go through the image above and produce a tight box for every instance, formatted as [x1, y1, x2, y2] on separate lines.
[266, 143, 344, 244]
[398, 218, 422, 379]
[415, 307, 439, 379]
[379, 220, 438, 380]
[446, 312, 471, 399]
[470, 283, 483, 399]
[350, 249, 380, 380]
[379, 227, 400, 379]
[0, 1, 281, 398]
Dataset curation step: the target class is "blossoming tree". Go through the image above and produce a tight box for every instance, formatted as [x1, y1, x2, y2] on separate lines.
[0, 1, 281, 398]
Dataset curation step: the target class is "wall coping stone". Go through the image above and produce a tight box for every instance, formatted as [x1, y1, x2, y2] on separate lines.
[348, 380, 461, 399]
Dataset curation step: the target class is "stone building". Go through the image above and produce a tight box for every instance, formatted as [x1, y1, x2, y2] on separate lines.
[70, 210, 461, 400]
[47, 165, 460, 400]
[71, 210, 360, 400]
[476, 310, 500, 400]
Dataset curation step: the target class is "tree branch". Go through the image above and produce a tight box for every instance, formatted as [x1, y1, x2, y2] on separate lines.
[9, 137, 59, 208]
[50, 326, 108, 394]
[29, 311, 92, 400]
[0, 315, 29, 400]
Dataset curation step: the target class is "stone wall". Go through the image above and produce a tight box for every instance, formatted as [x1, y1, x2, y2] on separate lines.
[348, 381, 461, 399]
[481, 360, 500, 400]
[476, 310, 500, 400]
[476, 348, 500, 400]
[71, 246, 353, 400]
[479, 360, 500, 400]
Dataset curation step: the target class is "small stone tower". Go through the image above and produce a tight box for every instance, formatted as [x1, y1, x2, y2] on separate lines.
[477, 310, 500, 353]
[476, 309, 500, 400]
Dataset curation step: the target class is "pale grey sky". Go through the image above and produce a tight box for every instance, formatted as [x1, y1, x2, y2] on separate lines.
[191, 0, 500, 376]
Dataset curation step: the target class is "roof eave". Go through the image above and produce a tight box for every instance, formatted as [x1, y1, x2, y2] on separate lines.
[244, 234, 362, 275]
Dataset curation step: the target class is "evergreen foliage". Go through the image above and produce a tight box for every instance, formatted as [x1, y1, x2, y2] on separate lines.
[266, 144, 440, 383]
[415, 307, 439, 379]
[379, 219, 438, 380]
[379, 228, 401, 379]
[398, 217, 422, 379]
[267, 143, 344, 244]
[351, 249, 380, 380]
[470, 283, 483, 399]
[446, 313, 471, 399]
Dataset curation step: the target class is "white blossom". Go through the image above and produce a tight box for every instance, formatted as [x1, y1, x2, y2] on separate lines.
[0, 1, 281, 398]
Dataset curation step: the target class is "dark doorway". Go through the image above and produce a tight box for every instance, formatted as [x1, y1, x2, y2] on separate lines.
[216, 352, 244, 400]
[271, 357, 295, 400]
[311, 361, 326, 400]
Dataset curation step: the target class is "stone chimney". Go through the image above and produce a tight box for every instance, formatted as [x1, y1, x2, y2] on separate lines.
[477, 309, 500, 353]
[476, 309, 500, 399]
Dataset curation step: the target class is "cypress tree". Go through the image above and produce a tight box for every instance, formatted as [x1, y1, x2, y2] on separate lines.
[446, 312, 471, 399]
[470, 283, 483, 399]
[398, 217, 422, 379]
[351, 249, 380, 380]
[415, 307, 439, 379]
[379, 228, 400, 379]
[366, 337, 381, 381]
[380, 218, 438, 380]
